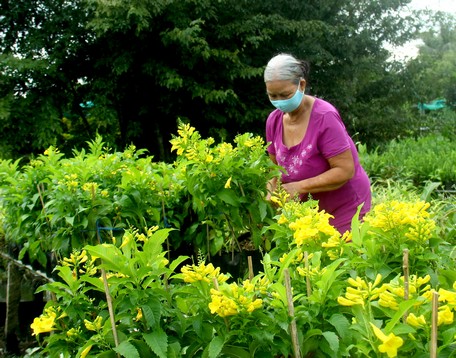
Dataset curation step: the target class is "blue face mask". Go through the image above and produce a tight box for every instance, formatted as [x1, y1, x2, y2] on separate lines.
[270, 85, 304, 113]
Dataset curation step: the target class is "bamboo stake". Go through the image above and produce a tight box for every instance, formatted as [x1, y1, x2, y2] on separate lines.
[101, 268, 120, 356]
[430, 291, 438, 358]
[304, 252, 312, 297]
[284, 269, 301, 358]
[248, 255, 254, 281]
[402, 249, 409, 322]
[96, 229, 120, 357]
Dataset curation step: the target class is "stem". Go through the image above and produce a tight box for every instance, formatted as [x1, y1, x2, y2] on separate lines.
[223, 213, 241, 258]
[304, 251, 312, 297]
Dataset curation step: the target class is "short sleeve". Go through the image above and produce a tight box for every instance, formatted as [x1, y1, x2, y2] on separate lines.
[265, 110, 282, 156]
[317, 111, 351, 159]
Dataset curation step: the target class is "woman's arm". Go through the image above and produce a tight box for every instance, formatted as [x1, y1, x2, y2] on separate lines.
[282, 149, 355, 197]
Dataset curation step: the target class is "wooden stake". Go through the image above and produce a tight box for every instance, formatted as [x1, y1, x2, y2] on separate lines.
[212, 277, 220, 290]
[248, 256, 254, 281]
[97, 229, 120, 357]
[304, 252, 312, 297]
[402, 249, 409, 322]
[101, 268, 120, 357]
[430, 291, 438, 358]
[284, 269, 301, 358]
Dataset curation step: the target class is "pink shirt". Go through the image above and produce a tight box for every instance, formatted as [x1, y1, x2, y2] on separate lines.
[266, 98, 371, 233]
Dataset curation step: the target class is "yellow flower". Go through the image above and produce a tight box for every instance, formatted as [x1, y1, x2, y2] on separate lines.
[224, 176, 232, 189]
[80, 345, 93, 358]
[247, 299, 263, 313]
[135, 308, 143, 321]
[181, 262, 229, 284]
[30, 313, 56, 336]
[438, 288, 456, 305]
[337, 296, 363, 306]
[84, 316, 103, 331]
[406, 313, 426, 328]
[209, 289, 238, 317]
[66, 328, 79, 337]
[438, 305, 454, 326]
[378, 290, 399, 310]
[370, 323, 404, 358]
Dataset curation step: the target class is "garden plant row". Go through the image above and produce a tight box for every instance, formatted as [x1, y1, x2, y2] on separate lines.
[0, 123, 455, 357]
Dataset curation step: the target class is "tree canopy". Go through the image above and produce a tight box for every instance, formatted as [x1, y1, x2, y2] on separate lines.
[1, 0, 452, 160]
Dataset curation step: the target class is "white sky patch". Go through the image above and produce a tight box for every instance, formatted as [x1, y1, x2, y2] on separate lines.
[386, 0, 455, 62]
[408, 0, 456, 13]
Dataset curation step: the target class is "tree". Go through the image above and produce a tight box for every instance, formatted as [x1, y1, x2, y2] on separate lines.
[406, 12, 456, 105]
[1, 0, 421, 160]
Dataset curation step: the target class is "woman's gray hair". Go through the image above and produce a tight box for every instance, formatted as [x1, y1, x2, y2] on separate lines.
[264, 53, 310, 84]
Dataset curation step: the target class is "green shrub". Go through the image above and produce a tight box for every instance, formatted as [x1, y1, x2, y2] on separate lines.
[361, 135, 456, 190]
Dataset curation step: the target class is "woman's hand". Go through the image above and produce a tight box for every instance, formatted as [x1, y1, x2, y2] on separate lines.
[281, 181, 303, 199]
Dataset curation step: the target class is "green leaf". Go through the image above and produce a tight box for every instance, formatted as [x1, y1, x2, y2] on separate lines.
[169, 255, 190, 272]
[55, 265, 79, 293]
[328, 313, 351, 340]
[216, 189, 240, 206]
[322, 331, 339, 353]
[206, 336, 225, 358]
[143, 329, 168, 358]
[79, 276, 106, 292]
[385, 299, 420, 333]
[113, 340, 140, 358]
[220, 345, 251, 358]
[350, 203, 364, 247]
[141, 298, 162, 329]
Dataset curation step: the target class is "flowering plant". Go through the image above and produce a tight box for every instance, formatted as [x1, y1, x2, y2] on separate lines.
[170, 121, 279, 256]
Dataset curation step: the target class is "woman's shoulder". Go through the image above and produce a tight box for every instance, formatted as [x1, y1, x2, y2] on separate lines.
[312, 97, 339, 115]
[266, 109, 283, 127]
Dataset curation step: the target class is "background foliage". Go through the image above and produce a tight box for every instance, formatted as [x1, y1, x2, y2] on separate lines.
[1, 0, 455, 160]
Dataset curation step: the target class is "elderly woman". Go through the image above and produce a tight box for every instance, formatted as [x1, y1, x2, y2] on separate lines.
[264, 53, 371, 233]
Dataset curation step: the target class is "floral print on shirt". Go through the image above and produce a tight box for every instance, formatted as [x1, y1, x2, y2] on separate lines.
[276, 144, 313, 178]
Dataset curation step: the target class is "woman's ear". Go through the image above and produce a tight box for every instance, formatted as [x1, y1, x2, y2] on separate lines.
[300, 78, 306, 92]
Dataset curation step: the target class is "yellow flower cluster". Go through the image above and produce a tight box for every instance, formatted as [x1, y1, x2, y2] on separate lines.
[420, 286, 456, 326]
[287, 206, 338, 248]
[378, 275, 431, 311]
[208, 280, 263, 317]
[62, 249, 97, 277]
[269, 186, 291, 208]
[181, 262, 229, 284]
[118, 226, 160, 248]
[236, 135, 264, 149]
[58, 173, 79, 190]
[337, 274, 384, 307]
[170, 122, 216, 163]
[364, 200, 435, 241]
[30, 306, 59, 336]
[84, 315, 103, 331]
[82, 182, 98, 193]
[321, 231, 352, 260]
[170, 123, 197, 156]
[215, 142, 234, 157]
